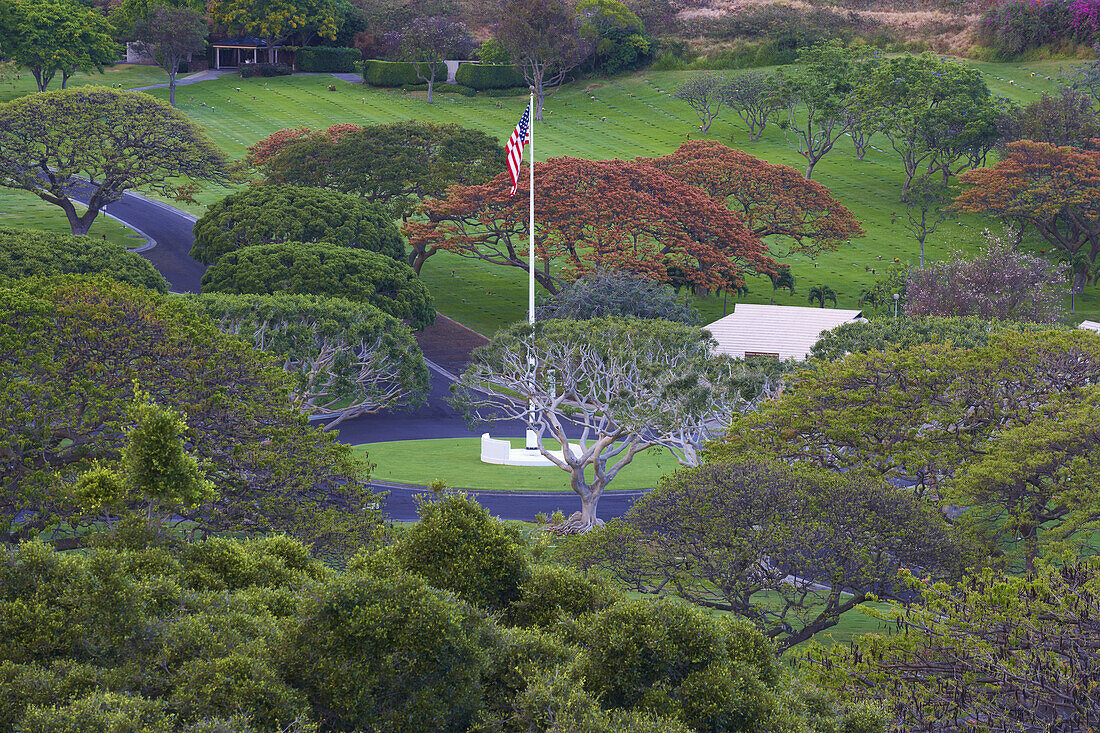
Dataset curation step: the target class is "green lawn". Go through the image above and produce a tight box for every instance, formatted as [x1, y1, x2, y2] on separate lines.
[0, 188, 147, 248]
[355, 437, 678, 492]
[3, 58, 1095, 329]
[0, 63, 168, 103]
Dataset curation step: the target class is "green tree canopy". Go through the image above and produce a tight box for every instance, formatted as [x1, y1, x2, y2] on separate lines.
[0, 226, 167, 292]
[199, 242, 435, 330]
[0, 276, 375, 552]
[4, 0, 119, 92]
[187, 292, 430, 428]
[536, 270, 700, 323]
[207, 0, 343, 52]
[454, 318, 765, 532]
[571, 460, 955, 649]
[854, 52, 1005, 194]
[190, 185, 406, 265]
[250, 121, 507, 252]
[0, 87, 230, 236]
[129, 4, 207, 106]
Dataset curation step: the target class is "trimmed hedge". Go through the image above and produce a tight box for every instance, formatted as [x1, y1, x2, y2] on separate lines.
[454, 63, 526, 90]
[296, 46, 360, 73]
[199, 242, 435, 330]
[0, 226, 168, 292]
[402, 82, 476, 96]
[239, 63, 291, 78]
[486, 86, 530, 97]
[190, 185, 406, 265]
[362, 59, 446, 87]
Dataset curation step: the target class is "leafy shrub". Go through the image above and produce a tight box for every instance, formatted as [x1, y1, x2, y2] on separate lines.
[294, 45, 359, 73]
[474, 38, 510, 65]
[537, 270, 700, 323]
[454, 62, 526, 89]
[19, 691, 175, 732]
[239, 63, 291, 78]
[362, 59, 445, 86]
[278, 568, 493, 732]
[485, 86, 531, 97]
[199, 242, 435, 330]
[0, 226, 167, 292]
[976, 0, 1089, 57]
[190, 185, 405, 265]
[395, 493, 531, 611]
[507, 564, 621, 627]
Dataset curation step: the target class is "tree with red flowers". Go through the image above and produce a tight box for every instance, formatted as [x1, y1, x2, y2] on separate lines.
[404, 157, 777, 294]
[639, 140, 863, 258]
[954, 139, 1100, 264]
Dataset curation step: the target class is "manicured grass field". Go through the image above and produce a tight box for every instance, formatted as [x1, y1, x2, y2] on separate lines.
[0, 63, 168, 103]
[4, 58, 1095, 329]
[355, 437, 678, 492]
[0, 188, 147, 248]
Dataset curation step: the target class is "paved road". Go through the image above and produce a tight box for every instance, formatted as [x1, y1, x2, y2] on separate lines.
[67, 177, 649, 522]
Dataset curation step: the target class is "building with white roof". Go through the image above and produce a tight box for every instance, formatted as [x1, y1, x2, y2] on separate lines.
[1078, 320, 1100, 333]
[705, 304, 863, 360]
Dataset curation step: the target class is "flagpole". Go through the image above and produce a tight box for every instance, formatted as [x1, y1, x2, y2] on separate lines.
[526, 89, 537, 452]
[528, 90, 535, 326]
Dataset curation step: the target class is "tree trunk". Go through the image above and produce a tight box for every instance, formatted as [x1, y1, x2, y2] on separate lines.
[548, 476, 604, 535]
[804, 156, 818, 180]
[169, 69, 177, 106]
[61, 198, 98, 235]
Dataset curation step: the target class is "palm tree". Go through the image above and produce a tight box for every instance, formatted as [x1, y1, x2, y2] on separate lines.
[808, 284, 837, 308]
[768, 265, 795, 304]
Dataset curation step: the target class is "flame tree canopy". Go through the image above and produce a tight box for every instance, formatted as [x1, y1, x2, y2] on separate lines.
[638, 140, 864, 259]
[404, 156, 778, 294]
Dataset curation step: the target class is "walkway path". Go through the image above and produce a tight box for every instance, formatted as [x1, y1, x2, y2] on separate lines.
[128, 69, 237, 92]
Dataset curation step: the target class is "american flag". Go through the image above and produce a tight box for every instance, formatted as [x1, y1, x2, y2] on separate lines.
[505, 105, 531, 197]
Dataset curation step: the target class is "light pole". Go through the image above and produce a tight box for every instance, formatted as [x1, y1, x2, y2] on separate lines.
[893, 293, 900, 319]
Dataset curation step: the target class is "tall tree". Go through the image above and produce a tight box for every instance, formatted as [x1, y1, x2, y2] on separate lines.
[574, 460, 955, 649]
[496, 0, 592, 119]
[998, 85, 1100, 148]
[779, 41, 864, 179]
[725, 69, 785, 141]
[404, 157, 777, 295]
[807, 561, 1100, 730]
[207, 0, 342, 61]
[129, 5, 207, 106]
[189, 293, 430, 428]
[391, 17, 474, 102]
[0, 276, 375, 551]
[640, 140, 864, 258]
[953, 140, 1100, 266]
[452, 318, 756, 533]
[855, 53, 1005, 195]
[5, 0, 119, 92]
[768, 264, 795, 303]
[577, 0, 651, 74]
[0, 87, 230, 236]
[247, 121, 506, 260]
[903, 177, 953, 268]
[671, 71, 728, 134]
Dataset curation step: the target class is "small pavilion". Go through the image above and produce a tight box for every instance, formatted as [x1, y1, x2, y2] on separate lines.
[211, 36, 289, 69]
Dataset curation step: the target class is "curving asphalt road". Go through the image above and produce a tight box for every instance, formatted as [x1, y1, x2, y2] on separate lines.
[67, 181, 647, 522]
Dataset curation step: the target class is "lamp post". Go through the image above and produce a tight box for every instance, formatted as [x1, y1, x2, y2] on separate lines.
[893, 292, 900, 319]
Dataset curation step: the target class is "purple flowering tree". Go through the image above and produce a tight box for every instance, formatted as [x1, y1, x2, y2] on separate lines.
[906, 228, 1068, 323]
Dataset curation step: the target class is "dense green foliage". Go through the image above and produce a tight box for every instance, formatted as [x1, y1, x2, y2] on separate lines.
[295, 45, 359, 72]
[190, 185, 405, 265]
[0, 276, 373, 551]
[0, 87, 230, 236]
[537, 271, 700, 323]
[362, 59, 445, 86]
[3, 0, 119, 92]
[187, 292, 430, 426]
[394, 493, 531, 611]
[810, 316, 1065, 360]
[199, 242, 435, 329]
[454, 62, 527, 89]
[0, 226, 167, 292]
